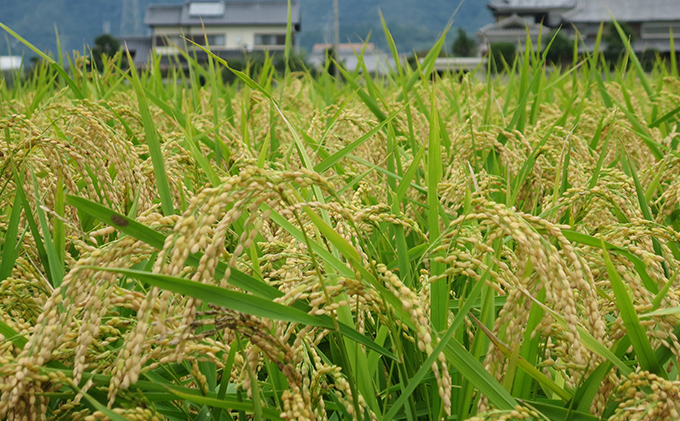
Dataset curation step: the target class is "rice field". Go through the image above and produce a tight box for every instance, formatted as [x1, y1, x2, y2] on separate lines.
[1, 22, 680, 421]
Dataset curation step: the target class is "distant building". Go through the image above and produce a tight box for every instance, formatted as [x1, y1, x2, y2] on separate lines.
[0, 56, 22, 86]
[0, 56, 22, 72]
[308, 43, 399, 74]
[120, 0, 301, 68]
[479, 0, 680, 54]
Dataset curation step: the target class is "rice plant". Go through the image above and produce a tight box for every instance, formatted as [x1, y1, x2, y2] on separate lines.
[1, 19, 680, 421]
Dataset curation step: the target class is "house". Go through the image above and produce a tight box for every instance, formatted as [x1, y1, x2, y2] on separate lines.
[0, 56, 23, 87]
[0, 56, 22, 73]
[121, 0, 301, 68]
[478, 0, 680, 55]
[478, 14, 550, 53]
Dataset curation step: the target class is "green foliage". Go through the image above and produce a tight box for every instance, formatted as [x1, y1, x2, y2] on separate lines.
[91, 33, 121, 70]
[219, 51, 313, 84]
[604, 21, 636, 65]
[543, 29, 572, 65]
[640, 48, 660, 72]
[452, 28, 477, 57]
[489, 42, 516, 71]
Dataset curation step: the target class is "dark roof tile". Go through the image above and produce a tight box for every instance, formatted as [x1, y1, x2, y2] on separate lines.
[145, 1, 300, 27]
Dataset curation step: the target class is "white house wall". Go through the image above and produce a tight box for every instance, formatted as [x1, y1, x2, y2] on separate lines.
[153, 25, 288, 51]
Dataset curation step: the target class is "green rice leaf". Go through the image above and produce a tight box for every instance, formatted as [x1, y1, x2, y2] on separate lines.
[0, 320, 28, 349]
[609, 15, 653, 99]
[471, 314, 572, 401]
[32, 173, 64, 288]
[0, 22, 83, 99]
[523, 400, 599, 421]
[313, 107, 401, 173]
[164, 385, 283, 420]
[601, 240, 664, 377]
[523, 290, 632, 376]
[123, 50, 175, 216]
[0, 192, 23, 282]
[383, 273, 496, 420]
[88, 267, 334, 328]
[561, 230, 658, 293]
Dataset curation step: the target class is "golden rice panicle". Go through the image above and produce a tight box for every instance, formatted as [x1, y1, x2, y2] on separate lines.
[467, 405, 540, 421]
[611, 371, 680, 421]
[106, 166, 338, 402]
[0, 235, 154, 418]
[0, 271, 85, 415]
[440, 198, 606, 388]
[377, 264, 452, 416]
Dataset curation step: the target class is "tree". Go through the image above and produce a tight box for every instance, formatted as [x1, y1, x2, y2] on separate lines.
[603, 21, 635, 65]
[452, 28, 476, 57]
[91, 34, 121, 70]
[544, 29, 572, 65]
[489, 42, 516, 72]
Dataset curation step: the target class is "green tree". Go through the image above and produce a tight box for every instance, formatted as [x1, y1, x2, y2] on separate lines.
[603, 21, 635, 65]
[452, 28, 476, 57]
[489, 42, 516, 72]
[91, 34, 121, 70]
[544, 29, 572, 65]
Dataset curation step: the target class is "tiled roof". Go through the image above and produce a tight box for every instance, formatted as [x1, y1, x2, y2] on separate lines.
[488, 0, 576, 10]
[145, 5, 182, 26]
[119, 36, 153, 65]
[478, 13, 548, 33]
[489, 0, 680, 22]
[145, 1, 301, 27]
[565, 0, 680, 23]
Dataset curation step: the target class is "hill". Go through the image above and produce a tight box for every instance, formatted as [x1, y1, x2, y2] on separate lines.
[0, 0, 493, 59]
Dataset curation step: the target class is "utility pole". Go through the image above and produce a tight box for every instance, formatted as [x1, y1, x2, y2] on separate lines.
[333, 0, 339, 78]
[120, 0, 142, 36]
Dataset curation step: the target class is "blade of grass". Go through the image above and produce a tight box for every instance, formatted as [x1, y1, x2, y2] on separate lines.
[561, 229, 657, 294]
[396, 22, 452, 102]
[0, 319, 28, 349]
[522, 288, 632, 376]
[609, 14, 653, 99]
[428, 84, 447, 332]
[54, 173, 65, 265]
[622, 153, 667, 278]
[122, 49, 174, 216]
[470, 313, 572, 401]
[31, 172, 64, 288]
[165, 385, 283, 419]
[522, 400, 599, 421]
[0, 23, 83, 99]
[588, 126, 612, 189]
[670, 28, 678, 78]
[383, 270, 513, 420]
[649, 105, 680, 129]
[0, 192, 23, 282]
[313, 106, 402, 173]
[601, 239, 664, 377]
[91, 267, 333, 328]
[13, 169, 53, 286]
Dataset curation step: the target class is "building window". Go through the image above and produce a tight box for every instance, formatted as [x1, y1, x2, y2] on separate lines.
[254, 34, 286, 46]
[642, 23, 680, 39]
[154, 35, 183, 47]
[189, 34, 226, 47]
